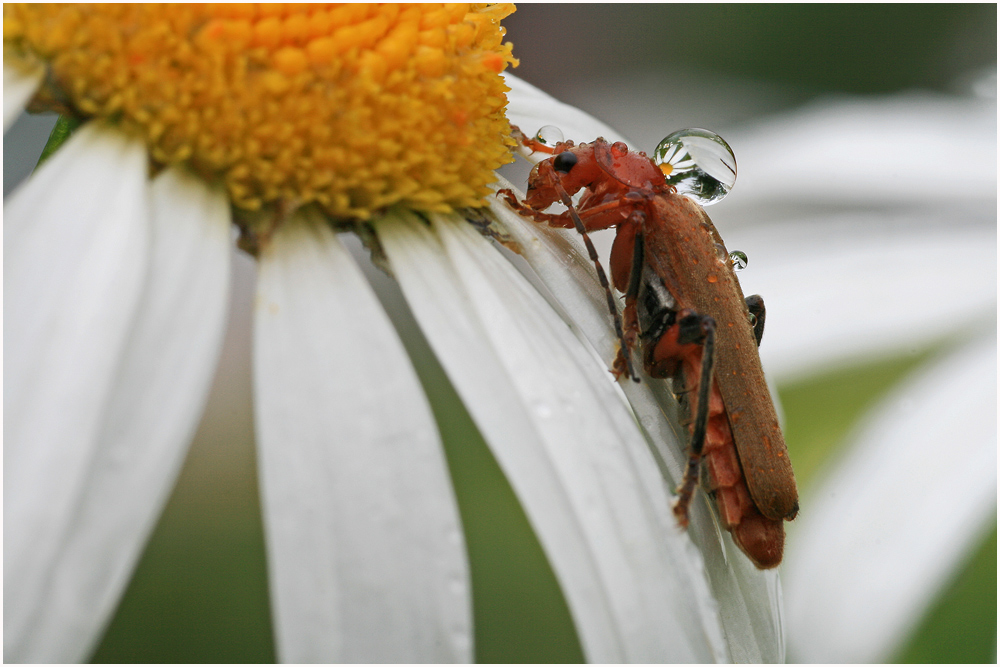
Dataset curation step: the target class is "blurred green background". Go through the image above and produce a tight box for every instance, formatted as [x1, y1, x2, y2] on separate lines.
[5, 4, 995, 663]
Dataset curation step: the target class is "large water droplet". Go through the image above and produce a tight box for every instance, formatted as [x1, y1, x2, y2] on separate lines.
[729, 250, 748, 271]
[653, 129, 737, 206]
[533, 125, 564, 149]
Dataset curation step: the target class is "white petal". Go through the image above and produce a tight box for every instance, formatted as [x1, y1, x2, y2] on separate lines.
[253, 211, 470, 663]
[783, 333, 997, 663]
[376, 210, 730, 663]
[487, 182, 786, 661]
[726, 94, 997, 210]
[504, 73, 632, 147]
[721, 214, 997, 383]
[4, 123, 150, 660]
[3, 62, 43, 132]
[9, 167, 232, 661]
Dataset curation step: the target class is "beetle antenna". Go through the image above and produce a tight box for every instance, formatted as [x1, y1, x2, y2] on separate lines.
[539, 161, 638, 381]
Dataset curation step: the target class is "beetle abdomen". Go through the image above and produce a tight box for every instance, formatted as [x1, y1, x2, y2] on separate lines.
[675, 350, 785, 569]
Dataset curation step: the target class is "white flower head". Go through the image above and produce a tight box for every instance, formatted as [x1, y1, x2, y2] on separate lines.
[4, 4, 785, 663]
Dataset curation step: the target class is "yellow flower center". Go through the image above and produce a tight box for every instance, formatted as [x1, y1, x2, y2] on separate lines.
[4, 3, 518, 219]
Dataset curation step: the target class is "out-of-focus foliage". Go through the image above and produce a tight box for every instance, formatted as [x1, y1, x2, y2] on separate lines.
[506, 4, 996, 95]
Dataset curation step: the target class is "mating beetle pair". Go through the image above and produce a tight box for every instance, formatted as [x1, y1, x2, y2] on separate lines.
[500, 127, 798, 569]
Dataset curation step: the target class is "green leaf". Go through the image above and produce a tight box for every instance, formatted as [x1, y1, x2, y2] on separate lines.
[36, 115, 84, 168]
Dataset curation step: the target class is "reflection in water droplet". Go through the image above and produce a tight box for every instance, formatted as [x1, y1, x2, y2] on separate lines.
[534, 125, 564, 148]
[653, 128, 737, 206]
[707, 273, 718, 283]
[729, 249, 748, 271]
[748, 313, 757, 326]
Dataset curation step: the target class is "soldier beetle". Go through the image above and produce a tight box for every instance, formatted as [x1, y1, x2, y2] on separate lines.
[499, 126, 798, 569]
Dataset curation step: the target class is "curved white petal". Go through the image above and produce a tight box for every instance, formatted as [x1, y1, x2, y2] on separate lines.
[722, 215, 997, 383]
[4, 123, 150, 659]
[376, 210, 729, 663]
[253, 211, 470, 663]
[3, 62, 43, 132]
[487, 181, 786, 661]
[10, 167, 232, 661]
[784, 333, 997, 663]
[504, 73, 631, 148]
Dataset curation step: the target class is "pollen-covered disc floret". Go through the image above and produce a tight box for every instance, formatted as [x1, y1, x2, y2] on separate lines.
[4, 3, 518, 218]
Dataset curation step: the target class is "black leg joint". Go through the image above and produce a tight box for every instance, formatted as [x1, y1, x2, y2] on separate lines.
[625, 227, 645, 300]
[677, 313, 716, 346]
[745, 295, 766, 347]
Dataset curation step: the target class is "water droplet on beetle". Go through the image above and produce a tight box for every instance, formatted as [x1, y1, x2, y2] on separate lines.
[707, 273, 718, 283]
[748, 313, 757, 326]
[714, 243, 728, 262]
[534, 125, 564, 148]
[653, 129, 737, 206]
[729, 250, 748, 271]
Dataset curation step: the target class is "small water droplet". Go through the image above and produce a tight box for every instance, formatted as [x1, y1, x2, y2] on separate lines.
[652, 129, 737, 206]
[533, 125, 564, 148]
[448, 576, 467, 596]
[748, 313, 757, 326]
[714, 243, 728, 262]
[729, 250, 748, 271]
[451, 627, 472, 653]
[707, 273, 718, 283]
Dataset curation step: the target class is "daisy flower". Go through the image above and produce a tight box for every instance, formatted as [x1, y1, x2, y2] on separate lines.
[4, 4, 785, 663]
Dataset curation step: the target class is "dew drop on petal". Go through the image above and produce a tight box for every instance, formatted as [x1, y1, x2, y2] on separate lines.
[451, 627, 472, 654]
[729, 249, 748, 271]
[533, 125, 564, 148]
[448, 574, 467, 596]
[653, 128, 737, 206]
[533, 400, 553, 418]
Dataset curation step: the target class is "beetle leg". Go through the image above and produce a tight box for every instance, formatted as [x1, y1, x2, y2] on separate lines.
[534, 161, 638, 382]
[499, 188, 637, 233]
[616, 219, 646, 378]
[745, 295, 766, 347]
[672, 311, 717, 527]
[570, 197, 637, 229]
[496, 188, 576, 228]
